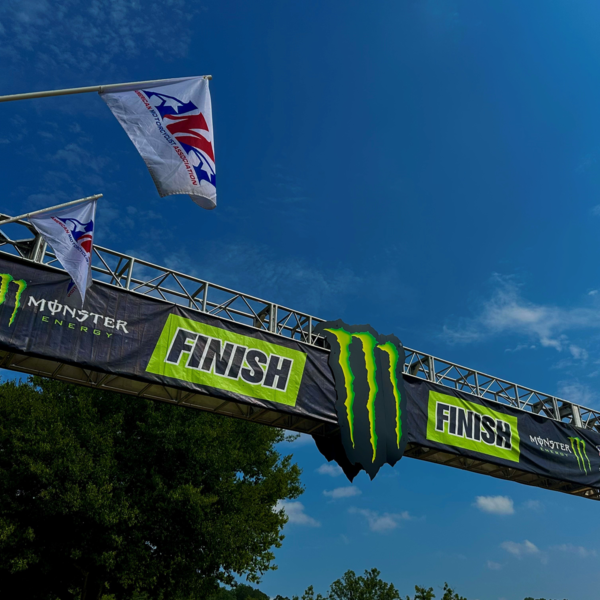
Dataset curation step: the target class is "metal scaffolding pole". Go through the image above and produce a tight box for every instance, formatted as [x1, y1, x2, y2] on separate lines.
[0, 76, 213, 104]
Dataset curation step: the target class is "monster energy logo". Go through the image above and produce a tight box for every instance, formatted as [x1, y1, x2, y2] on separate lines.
[569, 436, 592, 474]
[0, 273, 27, 326]
[316, 320, 407, 479]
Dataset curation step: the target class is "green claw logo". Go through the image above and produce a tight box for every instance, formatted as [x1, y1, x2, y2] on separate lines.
[316, 320, 407, 479]
[569, 436, 592, 474]
[0, 273, 27, 326]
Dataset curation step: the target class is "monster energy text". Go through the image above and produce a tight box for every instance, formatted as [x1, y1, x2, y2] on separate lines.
[0, 271, 129, 336]
[27, 296, 129, 333]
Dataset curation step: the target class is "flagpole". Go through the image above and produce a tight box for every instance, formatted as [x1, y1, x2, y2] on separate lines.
[0, 76, 213, 104]
[0, 194, 103, 226]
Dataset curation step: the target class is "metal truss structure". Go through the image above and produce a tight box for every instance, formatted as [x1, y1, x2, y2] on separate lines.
[0, 217, 598, 500]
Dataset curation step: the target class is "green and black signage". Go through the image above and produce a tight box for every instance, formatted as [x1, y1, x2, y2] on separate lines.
[146, 315, 307, 406]
[426, 391, 520, 463]
[315, 320, 407, 479]
[0, 272, 27, 326]
[0, 253, 332, 422]
[405, 379, 600, 487]
[0, 251, 600, 492]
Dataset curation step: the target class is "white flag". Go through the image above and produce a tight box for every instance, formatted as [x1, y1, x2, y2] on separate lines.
[100, 76, 216, 210]
[29, 199, 97, 305]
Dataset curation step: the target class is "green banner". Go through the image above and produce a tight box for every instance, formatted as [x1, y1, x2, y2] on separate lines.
[426, 390, 520, 463]
[146, 314, 307, 406]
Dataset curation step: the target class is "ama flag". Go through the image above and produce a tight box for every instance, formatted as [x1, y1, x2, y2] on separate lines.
[29, 199, 97, 305]
[100, 77, 216, 210]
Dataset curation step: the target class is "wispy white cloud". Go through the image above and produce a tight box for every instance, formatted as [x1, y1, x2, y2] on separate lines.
[556, 380, 598, 407]
[443, 274, 600, 359]
[133, 239, 366, 315]
[487, 560, 502, 570]
[317, 463, 343, 477]
[474, 495, 514, 515]
[0, 0, 200, 77]
[522, 500, 543, 511]
[501, 540, 540, 558]
[276, 500, 320, 527]
[323, 486, 361, 500]
[50, 143, 110, 173]
[568, 344, 589, 361]
[348, 507, 412, 533]
[551, 543, 597, 558]
[501, 539, 595, 563]
[504, 343, 536, 353]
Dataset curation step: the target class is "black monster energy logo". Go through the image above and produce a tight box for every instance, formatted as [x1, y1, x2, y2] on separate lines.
[0, 273, 27, 326]
[316, 320, 408, 479]
[569, 436, 592, 474]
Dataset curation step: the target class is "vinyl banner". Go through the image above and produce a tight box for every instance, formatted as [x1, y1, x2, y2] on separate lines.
[405, 378, 600, 487]
[1, 252, 599, 490]
[0, 253, 336, 425]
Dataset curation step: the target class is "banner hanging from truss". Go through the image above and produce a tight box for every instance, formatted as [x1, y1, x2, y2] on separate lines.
[0, 252, 598, 494]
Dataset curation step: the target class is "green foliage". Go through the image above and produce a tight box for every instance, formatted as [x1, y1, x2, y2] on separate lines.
[406, 586, 435, 600]
[286, 572, 468, 600]
[210, 583, 270, 600]
[440, 583, 467, 600]
[405, 582, 465, 600]
[327, 569, 400, 600]
[0, 377, 302, 599]
[288, 569, 399, 600]
[211, 573, 569, 600]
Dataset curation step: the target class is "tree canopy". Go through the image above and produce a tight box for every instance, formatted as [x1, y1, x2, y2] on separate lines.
[273, 568, 400, 600]
[0, 377, 302, 600]
[212, 582, 270, 600]
[267, 569, 552, 600]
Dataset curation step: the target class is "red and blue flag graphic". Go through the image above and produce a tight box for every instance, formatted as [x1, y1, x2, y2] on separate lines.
[101, 77, 217, 210]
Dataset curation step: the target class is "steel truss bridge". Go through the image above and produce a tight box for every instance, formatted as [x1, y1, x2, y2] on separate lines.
[1, 217, 598, 500]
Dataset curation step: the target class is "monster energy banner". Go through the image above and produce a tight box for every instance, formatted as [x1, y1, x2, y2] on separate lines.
[315, 321, 408, 479]
[314, 319, 600, 487]
[0, 252, 599, 490]
[0, 253, 335, 426]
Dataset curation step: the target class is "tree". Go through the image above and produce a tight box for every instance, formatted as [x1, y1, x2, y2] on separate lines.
[405, 586, 435, 600]
[405, 583, 465, 600]
[285, 572, 468, 600]
[210, 583, 271, 600]
[211, 583, 270, 600]
[0, 377, 302, 600]
[286, 569, 400, 600]
[328, 569, 400, 600]
[440, 583, 466, 600]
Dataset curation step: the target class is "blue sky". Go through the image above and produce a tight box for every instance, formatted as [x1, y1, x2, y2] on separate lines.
[2, 1, 600, 598]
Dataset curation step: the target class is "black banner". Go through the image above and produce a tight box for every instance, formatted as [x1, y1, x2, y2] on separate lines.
[0, 253, 337, 426]
[0, 253, 599, 490]
[315, 320, 407, 479]
[406, 378, 600, 487]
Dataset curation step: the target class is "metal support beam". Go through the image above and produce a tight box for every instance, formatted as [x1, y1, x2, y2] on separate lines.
[0, 219, 598, 439]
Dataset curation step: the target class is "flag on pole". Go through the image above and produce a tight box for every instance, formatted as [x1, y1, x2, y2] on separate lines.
[29, 198, 97, 305]
[100, 76, 216, 210]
